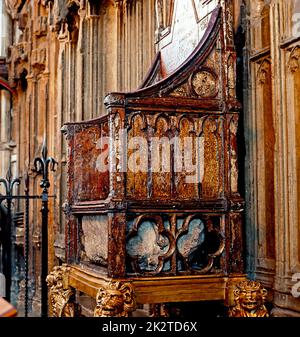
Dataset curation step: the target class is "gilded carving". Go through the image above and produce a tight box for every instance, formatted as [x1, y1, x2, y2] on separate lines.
[288, 46, 300, 73]
[94, 281, 136, 317]
[169, 84, 189, 97]
[229, 281, 269, 317]
[230, 117, 238, 193]
[225, 1, 234, 46]
[227, 55, 236, 98]
[46, 265, 81, 317]
[191, 70, 218, 98]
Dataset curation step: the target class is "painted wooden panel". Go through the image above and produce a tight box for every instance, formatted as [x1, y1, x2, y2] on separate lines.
[80, 215, 108, 266]
[70, 122, 110, 202]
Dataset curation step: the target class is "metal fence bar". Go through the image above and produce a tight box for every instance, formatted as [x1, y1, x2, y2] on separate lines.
[0, 141, 57, 317]
[1, 199, 11, 302]
[0, 196, 54, 200]
[7, 197, 12, 303]
[33, 138, 57, 317]
[0, 165, 20, 303]
[24, 173, 29, 317]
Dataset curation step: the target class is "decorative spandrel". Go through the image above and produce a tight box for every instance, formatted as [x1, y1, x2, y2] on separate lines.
[167, 46, 222, 99]
[191, 69, 218, 98]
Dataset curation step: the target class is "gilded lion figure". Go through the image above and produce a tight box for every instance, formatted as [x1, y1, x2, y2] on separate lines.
[229, 280, 269, 317]
[94, 281, 136, 317]
[46, 265, 81, 317]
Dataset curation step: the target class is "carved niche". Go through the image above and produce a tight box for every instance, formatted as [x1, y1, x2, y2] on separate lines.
[169, 65, 220, 99]
[288, 46, 300, 73]
[5, 0, 25, 18]
[45, 0, 80, 40]
[257, 58, 272, 85]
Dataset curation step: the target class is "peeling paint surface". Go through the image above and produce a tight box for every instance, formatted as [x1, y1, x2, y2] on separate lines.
[81, 215, 108, 266]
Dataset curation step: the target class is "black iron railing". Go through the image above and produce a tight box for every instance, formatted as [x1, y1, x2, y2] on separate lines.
[0, 139, 57, 317]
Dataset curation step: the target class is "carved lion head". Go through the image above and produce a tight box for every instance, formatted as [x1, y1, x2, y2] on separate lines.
[233, 280, 268, 314]
[94, 281, 135, 317]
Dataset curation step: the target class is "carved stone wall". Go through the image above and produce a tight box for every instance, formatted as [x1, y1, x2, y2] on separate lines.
[244, 0, 300, 316]
[0, 0, 13, 181]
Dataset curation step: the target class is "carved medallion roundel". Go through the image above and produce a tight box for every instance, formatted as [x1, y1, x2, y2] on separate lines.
[191, 70, 218, 98]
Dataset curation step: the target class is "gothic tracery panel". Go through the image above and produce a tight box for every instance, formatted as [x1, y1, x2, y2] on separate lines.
[126, 213, 224, 276]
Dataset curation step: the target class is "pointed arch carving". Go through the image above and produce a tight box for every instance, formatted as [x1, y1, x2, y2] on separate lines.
[257, 58, 271, 85]
[288, 46, 300, 73]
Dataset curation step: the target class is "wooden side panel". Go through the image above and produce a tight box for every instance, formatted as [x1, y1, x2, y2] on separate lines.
[66, 122, 109, 203]
[65, 213, 79, 263]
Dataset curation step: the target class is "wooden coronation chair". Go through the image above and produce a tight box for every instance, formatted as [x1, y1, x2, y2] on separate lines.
[47, 5, 268, 318]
